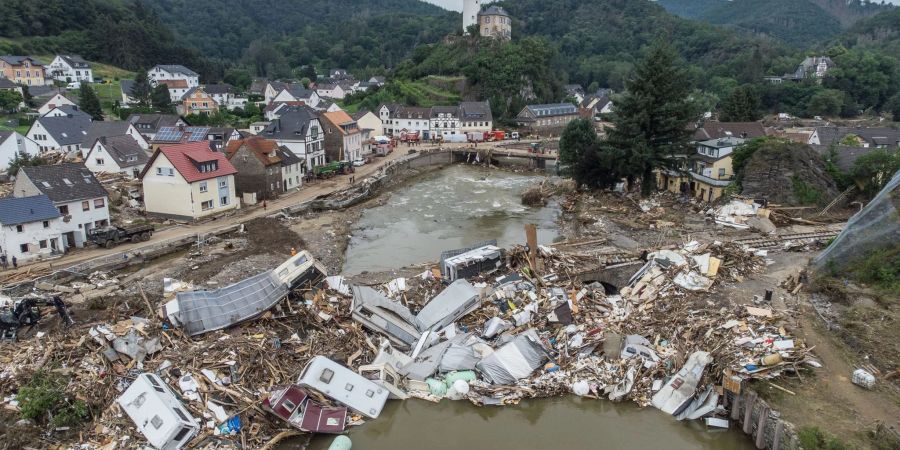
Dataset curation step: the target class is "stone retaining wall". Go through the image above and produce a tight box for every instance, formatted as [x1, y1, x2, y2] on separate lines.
[728, 390, 800, 449]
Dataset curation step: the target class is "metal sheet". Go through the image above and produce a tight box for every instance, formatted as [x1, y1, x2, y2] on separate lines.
[176, 270, 288, 336]
[415, 279, 480, 332]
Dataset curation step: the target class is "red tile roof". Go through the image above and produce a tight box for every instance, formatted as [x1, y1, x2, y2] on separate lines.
[157, 79, 189, 89]
[152, 142, 237, 183]
[224, 137, 282, 166]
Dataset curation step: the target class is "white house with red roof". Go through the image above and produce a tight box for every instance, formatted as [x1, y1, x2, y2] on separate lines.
[139, 142, 239, 220]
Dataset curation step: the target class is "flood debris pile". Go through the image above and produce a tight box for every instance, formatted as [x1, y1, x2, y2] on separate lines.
[0, 237, 820, 449]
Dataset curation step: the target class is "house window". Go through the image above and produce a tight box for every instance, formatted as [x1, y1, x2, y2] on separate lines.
[220, 196, 229, 206]
[59, 205, 69, 215]
[82, 201, 90, 211]
[20, 244, 28, 253]
[39, 240, 47, 249]
[156, 167, 163, 175]
[219, 179, 227, 189]
[43, 220, 49, 228]
[94, 198, 105, 208]
[718, 168, 726, 177]
[199, 181, 208, 193]
[201, 200, 214, 210]
[16, 225, 24, 233]
[320, 369, 334, 383]
[96, 158, 104, 165]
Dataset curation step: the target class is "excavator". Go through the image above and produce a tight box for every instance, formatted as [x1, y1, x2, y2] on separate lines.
[0, 295, 74, 341]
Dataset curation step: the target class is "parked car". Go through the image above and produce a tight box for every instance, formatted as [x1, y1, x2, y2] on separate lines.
[352, 159, 366, 167]
[66, 81, 81, 90]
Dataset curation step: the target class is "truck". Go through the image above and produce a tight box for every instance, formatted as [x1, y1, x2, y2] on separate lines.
[313, 161, 353, 178]
[88, 224, 154, 248]
[467, 132, 484, 143]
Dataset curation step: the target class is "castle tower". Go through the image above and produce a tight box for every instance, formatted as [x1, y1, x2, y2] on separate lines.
[462, 0, 481, 34]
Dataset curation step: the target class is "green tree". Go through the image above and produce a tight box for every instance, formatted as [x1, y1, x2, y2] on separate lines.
[888, 93, 900, 121]
[559, 118, 622, 189]
[6, 150, 48, 176]
[223, 68, 252, 90]
[150, 84, 172, 111]
[604, 41, 700, 195]
[825, 50, 898, 111]
[806, 89, 844, 117]
[131, 71, 152, 106]
[78, 84, 104, 121]
[0, 89, 23, 112]
[851, 148, 900, 197]
[720, 85, 761, 121]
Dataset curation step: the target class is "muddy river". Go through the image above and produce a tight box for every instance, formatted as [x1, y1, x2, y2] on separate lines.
[313, 165, 754, 449]
[343, 165, 560, 274]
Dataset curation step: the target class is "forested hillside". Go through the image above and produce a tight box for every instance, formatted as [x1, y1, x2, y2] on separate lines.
[145, 0, 458, 78]
[701, 0, 844, 45]
[0, 0, 212, 78]
[838, 7, 900, 55]
[658, 0, 893, 45]
[497, 0, 787, 89]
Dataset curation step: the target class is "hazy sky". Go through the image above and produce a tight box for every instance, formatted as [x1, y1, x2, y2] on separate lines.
[420, 0, 900, 12]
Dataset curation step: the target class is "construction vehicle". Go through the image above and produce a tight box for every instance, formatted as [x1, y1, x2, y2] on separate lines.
[313, 161, 354, 178]
[0, 295, 74, 341]
[88, 224, 154, 248]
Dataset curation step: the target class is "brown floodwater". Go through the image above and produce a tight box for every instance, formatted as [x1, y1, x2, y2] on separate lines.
[302, 397, 754, 450]
[311, 166, 755, 449]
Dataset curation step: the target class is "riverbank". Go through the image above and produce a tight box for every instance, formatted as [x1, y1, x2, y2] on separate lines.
[2, 162, 892, 450]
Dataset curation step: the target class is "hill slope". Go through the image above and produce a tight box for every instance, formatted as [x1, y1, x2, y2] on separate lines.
[498, 0, 788, 87]
[658, 0, 893, 45]
[145, 0, 458, 74]
[0, 0, 208, 76]
[837, 7, 900, 55]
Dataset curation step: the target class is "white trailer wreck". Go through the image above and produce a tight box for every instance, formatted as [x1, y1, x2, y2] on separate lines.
[164, 251, 326, 336]
[117, 373, 199, 450]
[297, 356, 390, 419]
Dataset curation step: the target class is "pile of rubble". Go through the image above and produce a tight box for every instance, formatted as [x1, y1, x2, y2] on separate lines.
[0, 237, 819, 449]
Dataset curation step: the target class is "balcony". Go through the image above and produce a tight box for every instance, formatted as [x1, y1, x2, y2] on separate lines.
[688, 171, 733, 187]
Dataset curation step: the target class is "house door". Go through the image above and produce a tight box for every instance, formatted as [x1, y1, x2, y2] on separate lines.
[63, 231, 76, 248]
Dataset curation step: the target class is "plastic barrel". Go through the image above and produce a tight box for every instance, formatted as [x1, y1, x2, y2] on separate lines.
[328, 435, 352, 450]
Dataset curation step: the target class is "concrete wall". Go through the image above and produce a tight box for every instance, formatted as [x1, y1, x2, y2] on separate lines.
[727, 390, 800, 450]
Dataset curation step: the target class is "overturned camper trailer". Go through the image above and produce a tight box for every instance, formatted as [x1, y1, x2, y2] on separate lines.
[350, 285, 421, 348]
[263, 384, 348, 434]
[117, 373, 200, 450]
[297, 356, 390, 419]
[358, 362, 409, 400]
[440, 241, 505, 281]
[165, 251, 326, 336]
[415, 279, 481, 332]
[476, 329, 550, 385]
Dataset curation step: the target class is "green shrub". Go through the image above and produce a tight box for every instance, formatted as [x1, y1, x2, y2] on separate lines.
[792, 176, 823, 205]
[798, 426, 851, 450]
[852, 245, 900, 296]
[17, 371, 88, 427]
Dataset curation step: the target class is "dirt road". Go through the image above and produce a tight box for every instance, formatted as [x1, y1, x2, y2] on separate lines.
[0, 143, 559, 283]
[0, 147, 410, 282]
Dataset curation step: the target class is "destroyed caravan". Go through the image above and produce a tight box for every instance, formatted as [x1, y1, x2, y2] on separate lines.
[163, 251, 326, 336]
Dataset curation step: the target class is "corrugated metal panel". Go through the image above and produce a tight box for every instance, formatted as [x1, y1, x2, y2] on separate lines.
[176, 270, 288, 336]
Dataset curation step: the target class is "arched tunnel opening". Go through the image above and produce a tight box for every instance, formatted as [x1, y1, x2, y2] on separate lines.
[599, 281, 620, 295]
[581, 278, 621, 295]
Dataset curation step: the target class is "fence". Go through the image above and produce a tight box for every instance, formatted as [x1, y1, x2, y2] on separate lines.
[812, 170, 900, 274]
